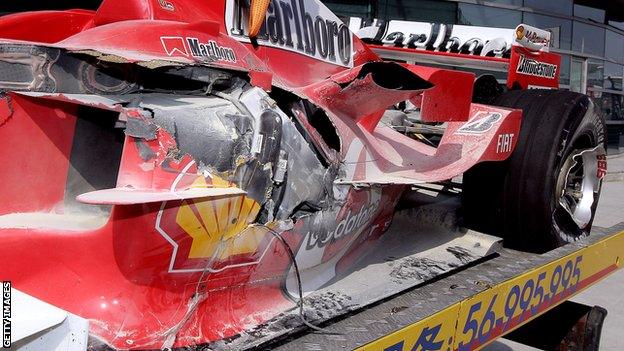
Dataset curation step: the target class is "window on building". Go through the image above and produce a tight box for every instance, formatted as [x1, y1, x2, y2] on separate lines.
[587, 59, 604, 90]
[572, 21, 605, 56]
[605, 30, 624, 65]
[323, 0, 376, 20]
[559, 54, 571, 86]
[608, 20, 624, 31]
[573, 4, 605, 23]
[457, 4, 521, 28]
[484, 0, 523, 5]
[596, 93, 624, 121]
[523, 0, 573, 17]
[377, 0, 457, 23]
[523, 13, 572, 50]
[604, 62, 623, 91]
[570, 57, 585, 93]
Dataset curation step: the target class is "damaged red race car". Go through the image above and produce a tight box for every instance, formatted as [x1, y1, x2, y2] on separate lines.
[0, 0, 607, 350]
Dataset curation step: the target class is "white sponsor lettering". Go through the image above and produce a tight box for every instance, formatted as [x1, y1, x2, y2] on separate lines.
[496, 133, 515, 153]
[305, 201, 379, 250]
[161, 36, 237, 63]
[354, 19, 515, 58]
[516, 54, 557, 79]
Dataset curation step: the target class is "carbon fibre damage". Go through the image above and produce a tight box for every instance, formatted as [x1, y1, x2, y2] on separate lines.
[0, 42, 334, 219]
[111, 89, 334, 218]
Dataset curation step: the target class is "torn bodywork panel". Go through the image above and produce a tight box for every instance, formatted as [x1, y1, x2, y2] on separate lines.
[0, 0, 525, 349]
[0, 43, 237, 95]
[301, 62, 433, 129]
[292, 64, 521, 186]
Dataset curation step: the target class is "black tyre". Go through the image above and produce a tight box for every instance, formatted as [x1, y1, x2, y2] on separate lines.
[463, 90, 606, 253]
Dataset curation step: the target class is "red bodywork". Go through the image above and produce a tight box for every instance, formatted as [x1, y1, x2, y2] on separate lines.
[0, 0, 526, 349]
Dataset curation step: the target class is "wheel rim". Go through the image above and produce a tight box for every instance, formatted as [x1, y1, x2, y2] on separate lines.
[555, 145, 605, 230]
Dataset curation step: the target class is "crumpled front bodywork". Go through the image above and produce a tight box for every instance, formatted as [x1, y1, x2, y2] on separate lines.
[0, 0, 523, 349]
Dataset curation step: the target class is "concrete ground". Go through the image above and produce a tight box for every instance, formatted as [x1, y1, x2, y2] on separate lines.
[484, 154, 624, 350]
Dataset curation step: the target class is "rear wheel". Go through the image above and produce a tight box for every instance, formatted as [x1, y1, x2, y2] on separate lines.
[463, 90, 606, 253]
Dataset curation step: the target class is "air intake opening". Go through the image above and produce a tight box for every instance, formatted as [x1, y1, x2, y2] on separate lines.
[64, 106, 125, 216]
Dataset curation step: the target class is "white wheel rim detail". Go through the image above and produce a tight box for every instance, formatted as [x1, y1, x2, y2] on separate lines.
[556, 145, 605, 229]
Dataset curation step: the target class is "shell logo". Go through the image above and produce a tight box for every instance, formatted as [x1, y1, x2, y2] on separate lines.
[176, 192, 261, 259]
[156, 173, 272, 273]
[515, 25, 525, 40]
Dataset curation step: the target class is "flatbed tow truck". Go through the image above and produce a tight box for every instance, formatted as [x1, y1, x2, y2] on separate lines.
[0, 2, 619, 351]
[265, 219, 623, 351]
